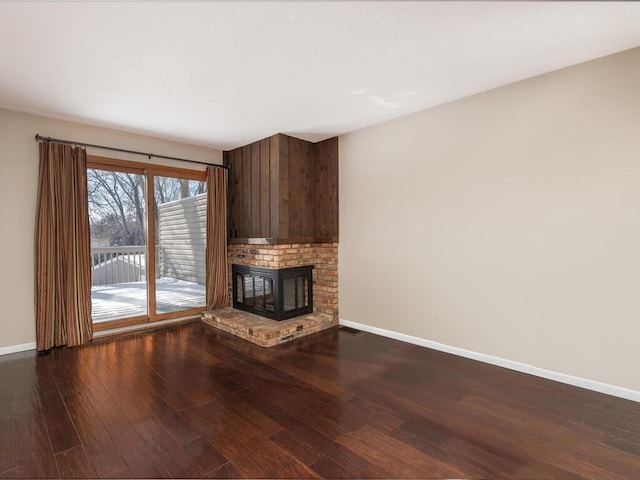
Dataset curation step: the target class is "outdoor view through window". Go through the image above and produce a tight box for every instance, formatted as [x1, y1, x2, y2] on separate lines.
[88, 165, 206, 325]
[154, 176, 207, 314]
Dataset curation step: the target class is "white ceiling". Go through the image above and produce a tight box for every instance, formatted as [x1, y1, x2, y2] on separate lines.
[1, 2, 640, 150]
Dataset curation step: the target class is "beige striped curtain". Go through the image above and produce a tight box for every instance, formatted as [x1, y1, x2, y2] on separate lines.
[35, 142, 93, 351]
[205, 166, 230, 310]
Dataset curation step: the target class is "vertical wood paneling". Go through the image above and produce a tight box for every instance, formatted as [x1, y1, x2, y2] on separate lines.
[229, 148, 244, 238]
[279, 134, 290, 239]
[315, 137, 339, 239]
[225, 133, 338, 242]
[286, 138, 317, 239]
[315, 141, 327, 238]
[269, 135, 280, 240]
[241, 145, 251, 237]
[229, 149, 243, 238]
[259, 138, 271, 238]
[250, 142, 261, 237]
[329, 138, 339, 238]
[223, 151, 233, 238]
[288, 137, 303, 237]
[302, 140, 315, 237]
[235, 150, 242, 239]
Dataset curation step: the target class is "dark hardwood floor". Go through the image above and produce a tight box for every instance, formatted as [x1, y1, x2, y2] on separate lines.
[1, 322, 639, 479]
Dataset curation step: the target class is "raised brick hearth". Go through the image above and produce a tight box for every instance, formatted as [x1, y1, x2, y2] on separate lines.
[202, 308, 333, 347]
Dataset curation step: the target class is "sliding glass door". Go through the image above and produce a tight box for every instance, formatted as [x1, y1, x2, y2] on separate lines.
[87, 156, 207, 331]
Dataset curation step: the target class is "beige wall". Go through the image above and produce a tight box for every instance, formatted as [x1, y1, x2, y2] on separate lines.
[339, 47, 640, 392]
[0, 109, 222, 349]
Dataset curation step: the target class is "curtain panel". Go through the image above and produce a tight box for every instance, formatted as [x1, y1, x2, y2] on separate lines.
[205, 166, 230, 310]
[35, 142, 93, 351]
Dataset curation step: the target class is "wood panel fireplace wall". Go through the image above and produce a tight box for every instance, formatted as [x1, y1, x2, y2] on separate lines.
[224, 133, 339, 323]
[224, 133, 338, 244]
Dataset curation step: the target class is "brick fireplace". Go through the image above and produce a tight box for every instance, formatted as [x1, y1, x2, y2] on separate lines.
[227, 243, 338, 324]
[202, 133, 339, 346]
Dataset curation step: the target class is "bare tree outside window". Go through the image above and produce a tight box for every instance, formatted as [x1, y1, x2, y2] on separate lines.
[88, 169, 205, 247]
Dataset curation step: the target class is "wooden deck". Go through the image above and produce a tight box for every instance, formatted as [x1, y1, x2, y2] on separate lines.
[91, 277, 205, 323]
[1, 323, 639, 478]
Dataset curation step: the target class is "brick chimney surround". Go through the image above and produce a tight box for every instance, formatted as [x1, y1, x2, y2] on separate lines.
[202, 133, 339, 347]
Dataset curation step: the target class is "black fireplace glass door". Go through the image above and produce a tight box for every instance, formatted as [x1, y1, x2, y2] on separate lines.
[240, 274, 275, 313]
[235, 273, 244, 303]
[254, 275, 266, 310]
[297, 276, 308, 309]
[283, 277, 295, 312]
[283, 275, 310, 312]
[231, 264, 313, 320]
[264, 277, 274, 312]
[244, 275, 255, 307]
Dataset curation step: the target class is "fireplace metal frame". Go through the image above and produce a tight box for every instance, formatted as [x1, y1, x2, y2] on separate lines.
[232, 264, 314, 321]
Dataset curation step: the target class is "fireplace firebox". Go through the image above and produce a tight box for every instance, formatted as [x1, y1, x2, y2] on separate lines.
[232, 264, 314, 321]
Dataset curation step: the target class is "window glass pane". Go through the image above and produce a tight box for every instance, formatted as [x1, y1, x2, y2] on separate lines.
[88, 168, 147, 323]
[154, 176, 207, 314]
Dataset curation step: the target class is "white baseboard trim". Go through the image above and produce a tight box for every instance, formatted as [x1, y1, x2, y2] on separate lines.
[340, 319, 640, 403]
[0, 342, 37, 356]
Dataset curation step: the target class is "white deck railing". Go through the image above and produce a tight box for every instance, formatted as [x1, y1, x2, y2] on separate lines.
[91, 246, 146, 286]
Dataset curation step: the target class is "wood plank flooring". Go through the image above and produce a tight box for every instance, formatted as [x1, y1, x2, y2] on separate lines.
[1, 322, 639, 478]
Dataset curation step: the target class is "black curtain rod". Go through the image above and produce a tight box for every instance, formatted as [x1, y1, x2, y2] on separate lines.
[34, 134, 228, 170]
